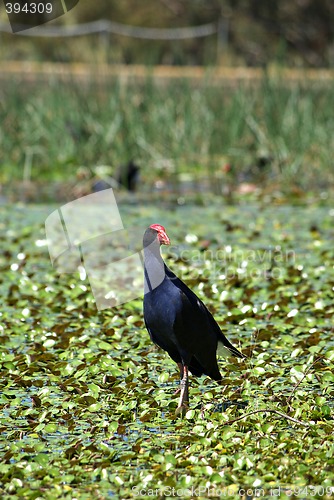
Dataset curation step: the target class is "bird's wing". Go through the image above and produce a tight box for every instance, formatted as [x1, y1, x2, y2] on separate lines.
[165, 265, 246, 359]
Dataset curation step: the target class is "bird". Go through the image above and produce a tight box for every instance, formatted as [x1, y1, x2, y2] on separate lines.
[143, 223, 246, 415]
[117, 160, 140, 192]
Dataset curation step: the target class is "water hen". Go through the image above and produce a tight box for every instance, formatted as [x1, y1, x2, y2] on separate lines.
[143, 223, 245, 415]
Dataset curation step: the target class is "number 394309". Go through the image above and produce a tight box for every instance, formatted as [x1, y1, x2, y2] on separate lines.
[5, 3, 53, 14]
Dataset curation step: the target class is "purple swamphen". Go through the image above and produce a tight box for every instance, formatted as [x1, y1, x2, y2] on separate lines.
[143, 223, 245, 415]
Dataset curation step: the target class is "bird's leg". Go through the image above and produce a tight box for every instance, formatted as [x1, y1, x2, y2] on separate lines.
[173, 362, 183, 395]
[177, 362, 183, 380]
[175, 364, 189, 416]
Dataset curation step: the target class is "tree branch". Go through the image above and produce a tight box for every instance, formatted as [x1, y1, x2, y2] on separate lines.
[224, 408, 310, 427]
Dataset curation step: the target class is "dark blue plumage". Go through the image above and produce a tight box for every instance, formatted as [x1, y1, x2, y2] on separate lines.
[143, 224, 245, 413]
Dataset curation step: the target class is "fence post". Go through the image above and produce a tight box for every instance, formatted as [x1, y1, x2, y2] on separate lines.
[216, 17, 229, 66]
[99, 29, 109, 64]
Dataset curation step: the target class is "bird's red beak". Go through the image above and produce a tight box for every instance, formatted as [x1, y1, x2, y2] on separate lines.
[150, 223, 171, 245]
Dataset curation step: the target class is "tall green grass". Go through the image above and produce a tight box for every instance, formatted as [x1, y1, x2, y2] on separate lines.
[1, 75, 333, 191]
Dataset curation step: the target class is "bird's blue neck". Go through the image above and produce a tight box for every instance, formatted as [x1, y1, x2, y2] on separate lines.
[143, 239, 166, 294]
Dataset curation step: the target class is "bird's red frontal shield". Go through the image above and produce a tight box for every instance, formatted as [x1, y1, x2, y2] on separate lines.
[149, 224, 171, 245]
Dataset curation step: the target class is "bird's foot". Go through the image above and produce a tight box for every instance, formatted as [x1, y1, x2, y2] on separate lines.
[173, 387, 181, 395]
[175, 403, 189, 417]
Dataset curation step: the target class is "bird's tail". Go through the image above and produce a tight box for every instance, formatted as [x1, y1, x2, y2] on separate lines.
[217, 338, 246, 359]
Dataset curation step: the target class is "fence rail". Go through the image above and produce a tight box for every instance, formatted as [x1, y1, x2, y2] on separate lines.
[0, 19, 218, 39]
